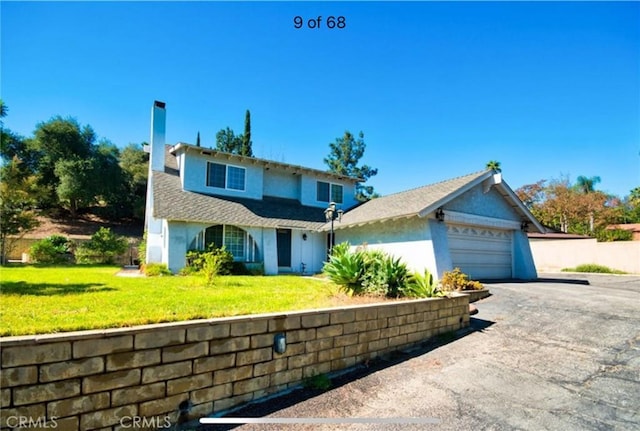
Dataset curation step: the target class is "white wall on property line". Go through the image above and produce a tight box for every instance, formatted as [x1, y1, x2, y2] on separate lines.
[530, 239, 640, 274]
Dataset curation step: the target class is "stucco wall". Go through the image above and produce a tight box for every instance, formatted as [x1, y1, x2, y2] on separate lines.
[0, 296, 469, 431]
[299, 176, 358, 210]
[181, 152, 264, 200]
[445, 185, 520, 221]
[335, 217, 439, 274]
[290, 230, 326, 274]
[513, 230, 538, 279]
[263, 169, 301, 201]
[530, 239, 640, 274]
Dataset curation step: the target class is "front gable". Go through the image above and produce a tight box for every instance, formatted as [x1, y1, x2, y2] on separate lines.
[444, 183, 520, 222]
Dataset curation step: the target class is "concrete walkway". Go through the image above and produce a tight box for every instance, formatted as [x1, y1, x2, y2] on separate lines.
[210, 273, 640, 430]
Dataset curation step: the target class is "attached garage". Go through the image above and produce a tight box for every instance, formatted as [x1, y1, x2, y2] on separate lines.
[447, 224, 513, 279]
[331, 170, 544, 281]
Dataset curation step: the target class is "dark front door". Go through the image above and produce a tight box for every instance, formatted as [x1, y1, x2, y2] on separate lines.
[277, 229, 292, 268]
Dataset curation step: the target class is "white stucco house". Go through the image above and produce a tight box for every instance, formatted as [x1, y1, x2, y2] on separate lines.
[144, 101, 544, 279]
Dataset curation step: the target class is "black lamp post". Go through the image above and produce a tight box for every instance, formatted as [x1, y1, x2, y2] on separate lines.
[325, 201, 343, 256]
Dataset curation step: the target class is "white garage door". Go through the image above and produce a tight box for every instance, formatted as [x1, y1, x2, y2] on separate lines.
[447, 224, 513, 279]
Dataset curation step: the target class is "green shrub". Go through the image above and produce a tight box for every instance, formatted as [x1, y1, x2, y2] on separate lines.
[143, 263, 172, 276]
[323, 243, 411, 298]
[402, 269, 445, 298]
[441, 268, 484, 291]
[203, 253, 222, 286]
[29, 235, 74, 264]
[303, 373, 332, 391]
[138, 231, 147, 265]
[75, 227, 127, 264]
[322, 243, 366, 295]
[184, 245, 234, 281]
[561, 264, 626, 274]
[596, 229, 633, 242]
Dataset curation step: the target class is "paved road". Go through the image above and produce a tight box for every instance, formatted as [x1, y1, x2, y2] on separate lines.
[213, 274, 640, 431]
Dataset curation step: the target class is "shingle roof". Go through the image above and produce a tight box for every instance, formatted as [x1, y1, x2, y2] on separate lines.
[152, 169, 326, 229]
[329, 170, 494, 229]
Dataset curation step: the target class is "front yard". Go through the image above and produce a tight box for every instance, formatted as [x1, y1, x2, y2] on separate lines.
[0, 266, 344, 336]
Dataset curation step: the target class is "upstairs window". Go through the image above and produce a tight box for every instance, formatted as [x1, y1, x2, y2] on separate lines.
[317, 182, 330, 202]
[227, 166, 246, 190]
[331, 184, 343, 203]
[207, 163, 226, 188]
[207, 162, 246, 191]
[317, 181, 343, 204]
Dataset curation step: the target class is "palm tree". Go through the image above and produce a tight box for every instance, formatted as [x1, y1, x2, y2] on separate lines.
[575, 175, 602, 233]
[575, 175, 601, 194]
[0, 99, 7, 125]
[486, 160, 501, 173]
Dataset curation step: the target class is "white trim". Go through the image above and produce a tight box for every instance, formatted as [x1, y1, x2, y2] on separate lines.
[482, 173, 502, 194]
[316, 180, 344, 204]
[205, 161, 247, 192]
[438, 210, 522, 230]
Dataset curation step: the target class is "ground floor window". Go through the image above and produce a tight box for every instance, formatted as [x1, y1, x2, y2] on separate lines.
[192, 225, 258, 262]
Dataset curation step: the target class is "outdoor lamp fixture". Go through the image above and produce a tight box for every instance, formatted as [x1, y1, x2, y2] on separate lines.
[302, 233, 308, 241]
[435, 207, 445, 222]
[325, 202, 343, 255]
[521, 221, 529, 232]
[274, 333, 287, 354]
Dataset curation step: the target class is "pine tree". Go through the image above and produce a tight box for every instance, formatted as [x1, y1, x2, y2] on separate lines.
[324, 131, 378, 201]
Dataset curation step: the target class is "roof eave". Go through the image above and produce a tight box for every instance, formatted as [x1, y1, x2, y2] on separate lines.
[416, 170, 496, 219]
[171, 142, 363, 183]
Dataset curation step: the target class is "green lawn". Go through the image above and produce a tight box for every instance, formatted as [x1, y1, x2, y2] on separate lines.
[0, 266, 342, 336]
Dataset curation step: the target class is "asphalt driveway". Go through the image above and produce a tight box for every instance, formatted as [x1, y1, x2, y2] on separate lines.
[203, 273, 640, 431]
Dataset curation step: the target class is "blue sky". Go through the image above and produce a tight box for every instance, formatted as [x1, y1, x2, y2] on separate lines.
[2, 1, 639, 199]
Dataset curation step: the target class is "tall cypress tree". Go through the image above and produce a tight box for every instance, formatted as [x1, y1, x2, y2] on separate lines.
[241, 110, 253, 157]
[196, 131, 201, 147]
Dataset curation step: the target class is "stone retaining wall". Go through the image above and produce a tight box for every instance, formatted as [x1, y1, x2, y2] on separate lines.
[0, 295, 469, 430]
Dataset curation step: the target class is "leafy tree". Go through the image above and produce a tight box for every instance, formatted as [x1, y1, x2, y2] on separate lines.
[324, 131, 378, 201]
[0, 157, 40, 263]
[31, 117, 96, 207]
[0, 101, 39, 175]
[516, 176, 620, 235]
[630, 187, 640, 206]
[92, 140, 128, 217]
[214, 110, 253, 156]
[119, 143, 149, 220]
[486, 160, 501, 172]
[215, 127, 243, 153]
[574, 175, 602, 232]
[54, 158, 96, 217]
[621, 187, 640, 223]
[241, 110, 253, 157]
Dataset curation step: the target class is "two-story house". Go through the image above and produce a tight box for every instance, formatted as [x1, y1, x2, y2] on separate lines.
[144, 101, 361, 275]
[145, 101, 544, 279]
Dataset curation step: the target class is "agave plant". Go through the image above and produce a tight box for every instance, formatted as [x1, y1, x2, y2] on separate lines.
[381, 255, 410, 298]
[403, 269, 445, 298]
[322, 243, 366, 295]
